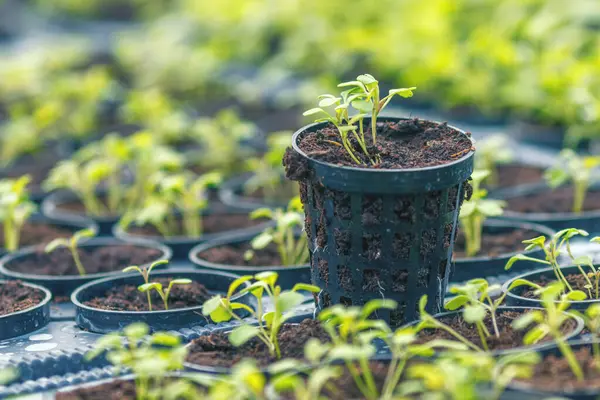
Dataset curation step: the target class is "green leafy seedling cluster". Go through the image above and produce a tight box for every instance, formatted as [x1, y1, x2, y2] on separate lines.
[45, 228, 96, 276]
[0, 175, 37, 252]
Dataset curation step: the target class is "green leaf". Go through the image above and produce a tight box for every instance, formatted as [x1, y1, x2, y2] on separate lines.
[122, 266, 142, 274]
[419, 295, 428, 313]
[327, 344, 375, 361]
[512, 312, 542, 330]
[463, 304, 486, 323]
[360, 299, 398, 318]
[304, 338, 331, 363]
[227, 275, 253, 298]
[138, 282, 161, 292]
[522, 325, 548, 345]
[351, 100, 372, 113]
[45, 238, 67, 253]
[506, 278, 540, 292]
[389, 87, 417, 98]
[318, 97, 341, 107]
[357, 74, 378, 85]
[444, 295, 470, 311]
[277, 291, 305, 313]
[73, 228, 96, 242]
[150, 332, 180, 347]
[249, 208, 273, 220]
[251, 231, 274, 249]
[303, 108, 326, 116]
[254, 271, 278, 287]
[572, 255, 593, 266]
[291, 283, 320, 293]
[566, 290, 587, 301]
[170, 278, 192, 285]
[124, 322, 149, 340]
[229, 325, 259, 346]
[505, 254, 550, 270]
[267, 359, 305, 375]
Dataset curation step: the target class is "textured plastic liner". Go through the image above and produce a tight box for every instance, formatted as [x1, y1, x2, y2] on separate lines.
[451, 219, 555, 283]
[0, 280, 52, 340]
[218, 173, 288, 212]
[72, 269, 253, 334]
[286, 117, 474, 327]
[503, 266, 600, 310]
[0, 237, 171, 297]
[113, 207, 273, 261]
[189, 232, 310, 290]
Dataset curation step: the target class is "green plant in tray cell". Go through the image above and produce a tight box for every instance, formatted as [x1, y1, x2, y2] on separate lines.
[123, 259, 168, 311]
[474, 134, 514, 187]
[190, 359, 269, 400]
[202, 271, 320, 359]
[459, 169, 506, 257]
[244, 196, 308, 267]
[45, 228, 96, 276]
[571, 303, 600, 371]
[0, 175, 37, 252]
[304, 74, 416, 166]
[138, 278, 192, 311]
[545, 149, 600, 214]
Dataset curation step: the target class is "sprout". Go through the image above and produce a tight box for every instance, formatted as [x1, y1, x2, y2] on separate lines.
[45, 228, 96, 276]
[122, 260, 169, 311]
[0, 176, 37, 251]
[138, 279, 192, 311]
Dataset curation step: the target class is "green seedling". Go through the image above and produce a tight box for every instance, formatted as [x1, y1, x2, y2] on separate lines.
[304, 74, 415, 165]
[0, 367, 18, 386]
[123, 259, 169, 311]
[44, 228, 96, 276]
[202, 272, 320, 359]
[572, 304, 600, 371]
[474, 134, 514, 187]
[513, 281, 586, 381]
[85, 323, 188, 400]
[268, 356, 342, 400]
[244, 197, 308, 266]
[545, 149, 600, 213]
[459, 170, 506, 257]
[0, 175, 37, 251]
[138, 278, 192, 311]
[190, 359, 269, 400]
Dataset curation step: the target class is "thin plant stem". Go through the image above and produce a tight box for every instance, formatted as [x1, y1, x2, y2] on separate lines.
[70, 245, 86, 276]
[428, 318, 483, 352]
[476, 323, 489, 351]
[556, 335, 584, 381]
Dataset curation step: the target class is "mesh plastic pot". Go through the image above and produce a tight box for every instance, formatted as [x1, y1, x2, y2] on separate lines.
[284, 117, 474, 326]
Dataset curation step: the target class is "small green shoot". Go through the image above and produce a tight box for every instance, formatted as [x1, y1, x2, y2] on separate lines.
[138, 278, 192, 311]
[0, 175, 36, 251]
[123, 259, 169, 311]
[44, 228, 96, 276]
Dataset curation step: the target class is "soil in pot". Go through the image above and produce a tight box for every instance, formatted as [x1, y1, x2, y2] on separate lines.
[126, 214, 264, 238]
[84, 278, 211, 311]
[415, 310, 577, 351]
[0, 280, 45, 315]
[0, 222, 73, 249]
[56, 380, 137, 400]
[453, 229, 537, 258]
[505, 186, 600, 214]
[186, 319, 328, 368]
[5, 246, 161, 276]
[197, 241, 288, 267]
[490, 164, 544, 189]
[293, 119, 473, 169]
[521, 274, 596, 299]
[54, 197, 116, 218]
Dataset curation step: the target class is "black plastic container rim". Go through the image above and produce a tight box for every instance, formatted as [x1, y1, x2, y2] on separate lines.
[42, 190, 121, 223]
[0, 237, 172, 283]
[218, 173, 285, 211]
[291, 117, 475, 173]
[189, 232, 310, 273]
[0, 279, 52, 320]
[502, 265, 600, 306]
[453, 219, 556, 263]
[401, 305, 584, 356]
[71, 268, 250, 316]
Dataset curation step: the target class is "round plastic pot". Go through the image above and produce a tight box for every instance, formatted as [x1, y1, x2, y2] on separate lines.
[0, 280, 51, 340]
[112, 209, 273, 261]
[71, 269, 252, 334]
[218, 173, 289, 212]
[493, 183, 600, 233]
[505, 340, 599, 399]
[402, 306, 584, 357]
[42, 191, 120, 236]
[0, 237, 172, 297]
[503, 266, 600, 310]
[0, 213, 98, 257]
[451, 219, 555, 284]
[285, 117, 474, 327]
[510, 120, 575, 150]
[189, 233, 310, 290]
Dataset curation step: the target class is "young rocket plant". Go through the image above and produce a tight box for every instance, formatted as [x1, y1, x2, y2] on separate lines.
[0, 175, 36, 251]
[244, 197, 308, 267]
[474, 134, 514, 187]
[545, 149, 600, 213]
[202, 272, 320, 359]
[138, 278, 192, 311]
[122, 259, 170, 311]
[459, 170, 506, 257]
[45, 228, 96, 276]
[304, 74, 415, 166]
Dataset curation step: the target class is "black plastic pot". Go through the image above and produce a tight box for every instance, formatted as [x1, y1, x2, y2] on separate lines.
[71, 269, 252, 334]
[218, 173, 290, 212]
[0, 213, 98, 257]
[510, 120, 572, 150]
[493, 183, 600, 233]
[42, 191, 121, 236]
[505, 340, 599, 399]
[503, 266, 600, 310]
[189, 233, 310, 290]
[0, 237, 172, 297]
[0, 280, 51, 340]
[451, 220, 555, 284]
[113, 209, 273, 261]
[285, 117, 474, 327]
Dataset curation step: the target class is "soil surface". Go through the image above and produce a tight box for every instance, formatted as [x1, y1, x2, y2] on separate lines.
[0, 221, 73, 249]
[521, 273, 598, 299]
[127, 214, 264, 238]
[84, 278, 211, 311]
[197, 241, 293, 267]
[453, 229, 539, 258]
[55, 198, 117, 218]
[186, 319, 328, 368]
[5, 245, 162, 276]
[506, 186, 600, 214]
[56, 380, 137, 400]
[291, 119, 473, 169]
[493, 164, 544, 188]
[415, 310, 576, 351]
[0, 280, 45, 315]
[516, 346, 600, 393]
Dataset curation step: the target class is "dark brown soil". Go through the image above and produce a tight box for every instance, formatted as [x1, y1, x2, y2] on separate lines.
[127, 214, 264, 238]
[493, 164, 544, 188]
[55, 198, 117, 218]
[185, 319, 329, 368]
[0, 221, 73, 249]
[56, 380, 137, 400]
[453, 229, 538, 258]
[291, 119, 473, 169]
[415, 310, 577, 351]
[506, 186, 600, 214]
[84, 278, 211, 311]
[198, 241, 288, 267]
[516, 346, 600, 393]
[0, 280, 45, 315]
[521, 273, 596, 299]
[5, 246, 162, 276]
